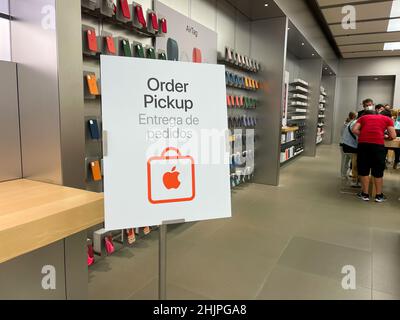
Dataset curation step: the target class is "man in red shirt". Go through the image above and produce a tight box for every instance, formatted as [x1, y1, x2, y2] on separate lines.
[352, 111, 396, 202]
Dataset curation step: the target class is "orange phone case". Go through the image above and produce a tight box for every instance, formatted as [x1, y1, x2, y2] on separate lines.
[90, 161, 102, 181]
[235, 96, 240, 107]
[227, 95, 232, 107]
[87, 74, 100, 96]
[245, 77, 249, 88]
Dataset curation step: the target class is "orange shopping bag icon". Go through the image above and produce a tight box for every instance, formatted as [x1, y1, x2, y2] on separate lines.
[147, 147, 196, 204]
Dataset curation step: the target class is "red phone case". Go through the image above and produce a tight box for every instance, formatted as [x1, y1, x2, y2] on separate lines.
[135, 5, 146, 28]
[120, 0, 131, 19]
[161, 18, 167, 33]
[150, 12, 159, 31]
[106, 36, 116, 54]
[87, 29, 98, 52]
[192, 48, 202, 63]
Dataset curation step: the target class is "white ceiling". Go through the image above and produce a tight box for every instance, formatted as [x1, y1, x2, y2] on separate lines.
[315, 0, 400, 58]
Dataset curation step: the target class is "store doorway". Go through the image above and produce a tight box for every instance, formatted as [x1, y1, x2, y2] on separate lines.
[357, 76, 395, 108]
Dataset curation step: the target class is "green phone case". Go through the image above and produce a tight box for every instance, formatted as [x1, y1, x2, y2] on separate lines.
[135, 44, 145, 58]
[147, 48, 156, 59]
[122, 40, 132, 56]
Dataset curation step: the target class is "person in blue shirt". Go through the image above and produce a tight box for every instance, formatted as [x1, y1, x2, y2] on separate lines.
[340, 112, 359, 186]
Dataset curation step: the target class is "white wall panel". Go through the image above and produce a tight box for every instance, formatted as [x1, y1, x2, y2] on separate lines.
[333, 77, 358, 143]
[0, 18, 10, 61]
[0, 0, 8, 14]
[160, 0, 189, 17]
[357, 78, 395, 107]
[216, 0, 235, 53]
[235, 11, 250, 56]
[191, 0, 217, 31]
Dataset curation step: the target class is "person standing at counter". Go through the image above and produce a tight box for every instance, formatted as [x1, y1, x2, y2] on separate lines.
[358, 98, 374, 118]
[352, 111, 396, 202]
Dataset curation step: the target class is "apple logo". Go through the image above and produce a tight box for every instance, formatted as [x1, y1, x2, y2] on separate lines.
[163, 166, 181, 190]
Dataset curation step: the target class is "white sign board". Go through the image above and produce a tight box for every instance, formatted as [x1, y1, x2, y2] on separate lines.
[100, 56, 232, 230]
[154, 0, 217, 64]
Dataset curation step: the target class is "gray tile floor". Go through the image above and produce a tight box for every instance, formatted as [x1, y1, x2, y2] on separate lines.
[88, 145, 400, 300]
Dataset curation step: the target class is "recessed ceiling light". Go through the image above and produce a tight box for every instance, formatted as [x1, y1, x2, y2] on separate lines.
[312, 53, 315, 56]
[384, 42, 400, 50]
[387, 18, 400, 32]
[325, 67, 328, 70]
[264, 3, 269, 6]
[374, 77, 379, 80]
[390, 0, 400, 18]
[301, 42, 305, 46]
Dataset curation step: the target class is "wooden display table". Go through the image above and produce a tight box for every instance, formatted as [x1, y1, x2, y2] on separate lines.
[0, 179, 104, 299]
[385, 137, 400, 149]
[0, 179, 104, 264]
[369, 139, 400, 197]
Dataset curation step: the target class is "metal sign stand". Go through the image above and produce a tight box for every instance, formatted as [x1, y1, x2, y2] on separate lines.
[159, 224, 167, 300]
[159, 219, 185, 300]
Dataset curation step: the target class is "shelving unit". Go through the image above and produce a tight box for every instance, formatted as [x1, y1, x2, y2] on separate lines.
[280, 79, 309, 164]
[317, 86, 327, 145]
[221, 47, 260, 188]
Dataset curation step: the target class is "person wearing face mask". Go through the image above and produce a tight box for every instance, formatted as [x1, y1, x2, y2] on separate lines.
[358, 98, 374, 118]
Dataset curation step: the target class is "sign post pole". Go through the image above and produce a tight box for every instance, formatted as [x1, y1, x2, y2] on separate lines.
[159, 224, 167, 300]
